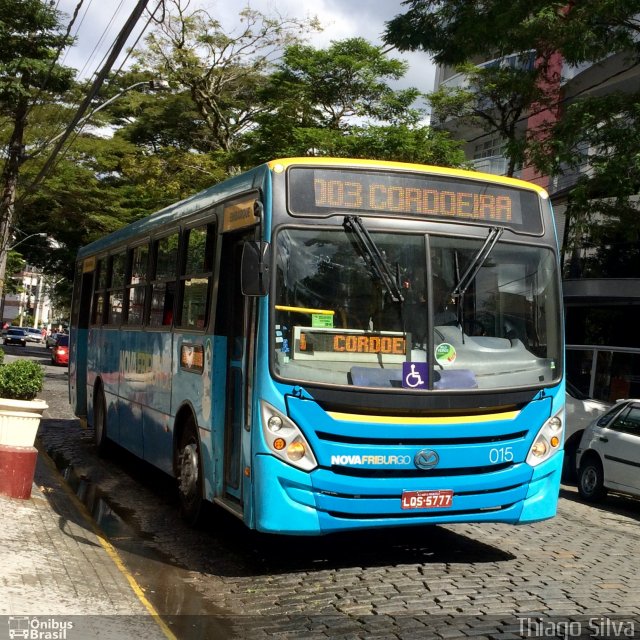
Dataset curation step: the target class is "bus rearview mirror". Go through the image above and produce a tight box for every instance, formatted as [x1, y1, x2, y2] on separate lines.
[241, 241, 271, 296]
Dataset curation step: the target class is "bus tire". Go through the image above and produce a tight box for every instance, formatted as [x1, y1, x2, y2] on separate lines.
[94, 386, 110, 456]
[176, 418, 203, 525]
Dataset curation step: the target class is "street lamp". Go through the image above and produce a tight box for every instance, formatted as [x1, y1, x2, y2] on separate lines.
[7, 232, 47, 252]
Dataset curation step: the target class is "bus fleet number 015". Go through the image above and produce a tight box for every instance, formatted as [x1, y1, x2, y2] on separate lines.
[489, 446, 514, 464]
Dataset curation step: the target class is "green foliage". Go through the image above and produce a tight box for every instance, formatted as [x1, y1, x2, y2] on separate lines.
[0, 359, 44, 401]
[135, 6, 320, 154]
[384, 1, 640, 66]
[0, 0, 75, 112]
[234, 37, 469, 168]
[428, 62, 549, 175]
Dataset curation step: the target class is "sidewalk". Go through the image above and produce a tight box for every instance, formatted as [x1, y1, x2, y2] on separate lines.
[0, 443, 171, 640]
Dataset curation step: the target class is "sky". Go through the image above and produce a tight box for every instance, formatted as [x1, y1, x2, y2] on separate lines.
[55, 0, 437, 95]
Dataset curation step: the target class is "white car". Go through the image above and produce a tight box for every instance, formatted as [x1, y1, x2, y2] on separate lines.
[24, 327, 45, 344]
[563, 382, 610, 480]
[576, 398, 640, 502]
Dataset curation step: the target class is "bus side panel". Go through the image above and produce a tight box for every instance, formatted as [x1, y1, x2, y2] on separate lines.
[69, 327, 87, 418]
[86, 328, 120, 434]
[205, 335, 228, 502]
[139, 331, 174, 474]
[112, 330, 174, 468]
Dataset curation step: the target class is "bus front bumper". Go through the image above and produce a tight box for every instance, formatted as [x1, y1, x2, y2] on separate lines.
[252, 452, 563, 535]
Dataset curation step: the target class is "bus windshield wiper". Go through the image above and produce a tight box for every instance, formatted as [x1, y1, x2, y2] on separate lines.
[451, 226, 503, 299]
[343, 215, 404, 303]
[451, 226, 503, 339]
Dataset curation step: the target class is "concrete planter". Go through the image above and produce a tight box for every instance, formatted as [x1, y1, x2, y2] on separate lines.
[0, 398, 48, 447]
[0, 398, 47, 499]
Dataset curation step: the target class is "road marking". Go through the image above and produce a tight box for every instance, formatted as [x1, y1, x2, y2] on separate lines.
[40, 450, 177, 640]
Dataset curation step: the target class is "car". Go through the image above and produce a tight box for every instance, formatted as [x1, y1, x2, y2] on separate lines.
[50, 334, 69, 366]
[24, 327, 45, 344]
[46, 332, 61, 349]
[3, 328, 27, 347]
[563, 381, 611, 481]
[576, 398, 640, 502]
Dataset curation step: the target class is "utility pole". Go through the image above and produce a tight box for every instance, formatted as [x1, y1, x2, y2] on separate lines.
[30, 0, 153, 192]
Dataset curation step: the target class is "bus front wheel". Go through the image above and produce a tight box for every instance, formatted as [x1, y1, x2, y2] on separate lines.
[176, 419, 203, 525]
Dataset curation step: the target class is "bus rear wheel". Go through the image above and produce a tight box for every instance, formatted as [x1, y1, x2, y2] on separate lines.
[176, 420, 203, 525]
[94, 387, 109, 455]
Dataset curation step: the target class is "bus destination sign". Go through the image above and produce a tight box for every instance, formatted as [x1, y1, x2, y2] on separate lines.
[292, 327, 407, 363]
[288, 167, 543, 234]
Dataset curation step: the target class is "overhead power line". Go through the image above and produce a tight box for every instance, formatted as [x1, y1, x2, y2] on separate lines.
[29, 0, 153, 194]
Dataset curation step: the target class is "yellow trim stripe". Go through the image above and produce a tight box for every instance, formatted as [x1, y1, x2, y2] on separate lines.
[327, 410, 520, 425]
[267, 156, 549, 197]
[40, 451, 177, 640]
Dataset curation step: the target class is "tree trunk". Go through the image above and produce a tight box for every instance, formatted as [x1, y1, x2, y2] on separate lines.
[0, 95, 29, 310]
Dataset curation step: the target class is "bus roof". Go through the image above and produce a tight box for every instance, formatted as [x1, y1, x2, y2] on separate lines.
[268, 157, 550, 197]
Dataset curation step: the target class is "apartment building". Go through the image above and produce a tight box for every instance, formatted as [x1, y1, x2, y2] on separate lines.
[433, 50, 640, 401]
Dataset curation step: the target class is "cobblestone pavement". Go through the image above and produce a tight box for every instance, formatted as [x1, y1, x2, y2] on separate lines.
[32, 358, 640, 639]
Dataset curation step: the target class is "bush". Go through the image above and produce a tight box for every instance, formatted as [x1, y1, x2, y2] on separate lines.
[0, 359, 44, 401]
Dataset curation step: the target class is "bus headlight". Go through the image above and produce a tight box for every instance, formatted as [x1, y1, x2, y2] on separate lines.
[526, 411, 564, 467]
[260, 401, 317, 471]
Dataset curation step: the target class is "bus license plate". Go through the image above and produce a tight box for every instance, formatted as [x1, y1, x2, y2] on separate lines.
[401, 490, 453, 510]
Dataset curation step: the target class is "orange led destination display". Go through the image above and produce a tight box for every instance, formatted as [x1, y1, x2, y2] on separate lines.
[292, 327, 408, 363]
[288, 168, 543, 233]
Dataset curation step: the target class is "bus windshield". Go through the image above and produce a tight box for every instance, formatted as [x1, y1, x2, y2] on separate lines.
[273, 226, 561, 391]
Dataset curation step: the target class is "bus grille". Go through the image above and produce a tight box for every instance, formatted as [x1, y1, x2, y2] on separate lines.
[316, 430, 527, 446]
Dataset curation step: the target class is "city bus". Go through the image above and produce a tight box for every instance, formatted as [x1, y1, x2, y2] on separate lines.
[69, 157, 565, 535]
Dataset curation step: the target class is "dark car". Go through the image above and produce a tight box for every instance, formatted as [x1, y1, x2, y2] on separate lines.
[3, 328, 27, 346]
[51, 334, 69, 366]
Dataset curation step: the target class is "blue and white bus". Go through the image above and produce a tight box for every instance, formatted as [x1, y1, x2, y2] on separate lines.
[69, 157, 564, 534]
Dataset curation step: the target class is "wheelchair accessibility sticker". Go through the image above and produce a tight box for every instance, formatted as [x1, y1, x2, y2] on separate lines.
[402, 362, 428, 389]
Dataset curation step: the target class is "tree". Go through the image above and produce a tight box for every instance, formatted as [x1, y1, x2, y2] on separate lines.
[428, 61, 550, 176]
[237, 38, 466, 168]
[384, 1, 640, 67]
[0, 0, 75, 303]
[135, 0, 320, 159]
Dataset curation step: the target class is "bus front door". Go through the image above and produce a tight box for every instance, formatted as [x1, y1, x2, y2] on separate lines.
[217, 232, 254, 506]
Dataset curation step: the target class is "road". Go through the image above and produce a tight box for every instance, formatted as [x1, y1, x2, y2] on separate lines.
[13, 344, 640, 639]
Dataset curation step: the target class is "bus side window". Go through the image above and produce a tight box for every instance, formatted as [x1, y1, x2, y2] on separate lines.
[149, 233, 179, 327]
[91, 257, 108, 325]
[125, 243, 149, 326]
[107, 251, 126, 325]
[178, 223, 214, 330]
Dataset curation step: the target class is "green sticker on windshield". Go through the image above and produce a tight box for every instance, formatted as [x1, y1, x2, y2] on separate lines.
[435, 342, 457, 366]
[312, 313, 333, 328]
